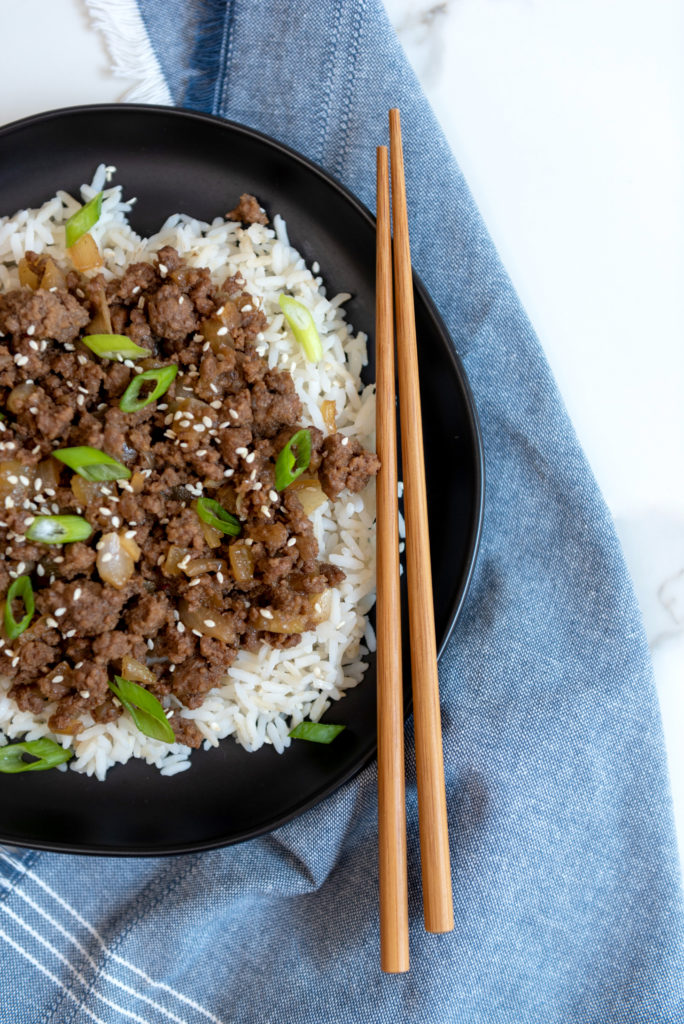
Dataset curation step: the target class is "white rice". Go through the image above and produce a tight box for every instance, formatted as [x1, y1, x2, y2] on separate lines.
[0, 165, 377, 779]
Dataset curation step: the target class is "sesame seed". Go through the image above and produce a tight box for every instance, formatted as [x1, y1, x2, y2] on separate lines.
[216, 306, 224, 316]
[36, 564, 45, 576]
[147, 638, 154, 650]
[210, 400, 222, 410]
[243, 304, 252, 312]
[287, 537, 297, 547]
[166, 709, 175, 718]
[260, 506, 271, 518]
[235, 447, 248, 457]
[202, 416, 213, 428]
[229, 408, 240, 421]
[125, 529, 137, 539]
[15, 561, 26, 574]
[132, 285, 141, 295]
[46, 617, 59, 629]
[5, 497, 14, 509]
[158, 262, 168, 276]
[245, 538, 253, 547]
[52, 675, 64, 684]
[111, 516, 121, 528]
[176, 622, 186, 633]
[219, 421, 230, 430]
[29, 407, 38, 414]
[179, 420, 192, 429]
[188, 578, 201, 587]
[178, 295, 185, 305]
[192, 629, 202, 638]
[74, 588, 82, 601]
[19, 476, 30, 487]
[192, 424, 205, 433]
[169, 664, 176, 673]
[216, 571, 224, 583]
[196, 449, 207, 457]
[217, 326, 228, 336]
[101, 553, 112, 563]
[28, 340, 38, 351]
[11, 656, 19, 667]
[80, 690, 90, 699]
[54, 607, 66, 617]
[112, 696, 122, 707]
[269, 490, 279, 502]
[260, 609, 274, 620]
[26, 325, 35, 336]
[253, 482, 262, 491]
[204, 619, 216, 628]
[341, 436, 349, 446]
[249, 469, 257, 482]
[7, 475, 17, 485]
[65, 629, 77, 638]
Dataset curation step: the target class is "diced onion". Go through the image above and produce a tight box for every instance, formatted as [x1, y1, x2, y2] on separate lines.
[321, 400, 336, 433]
[289, 476, 327, 515]
[121, 655, 156, 685]
[228, 539, 255, 582]
[255, 589, 331, 634]
[96, 531, 137, 588]
[179, 600, 237, 644]
[68, 232, 103, 272]
[7, 383, 36, 415]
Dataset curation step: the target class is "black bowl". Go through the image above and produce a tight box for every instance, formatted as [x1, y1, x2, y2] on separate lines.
[0, 105, 483, 855]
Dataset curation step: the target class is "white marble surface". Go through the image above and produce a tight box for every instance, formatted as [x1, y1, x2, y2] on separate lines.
[0, 0, 682, 862]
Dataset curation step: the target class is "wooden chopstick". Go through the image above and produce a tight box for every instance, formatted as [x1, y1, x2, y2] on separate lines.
[375, 145, 410, 974]
[389, 108, 454, 934]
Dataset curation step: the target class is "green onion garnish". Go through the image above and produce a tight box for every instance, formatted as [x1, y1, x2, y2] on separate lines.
[82, 334, 151, 360]
[119, 364, 178, 412]
[53, 446, 131, 482]
[195, 497, 241, 537]
[0, 738, 72, 773]
[3, 575, 35, 640]
[108, 676, 175, 744]
[65, 192, 103, 248]
[288, 721, 345, 744]
[278, 294, 323, 362]
[274, 429, 312, 490]
[25, 515, 92, 545]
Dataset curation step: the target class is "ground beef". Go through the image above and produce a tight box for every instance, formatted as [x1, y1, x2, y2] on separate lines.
[0, 287, 89, 344]
[319, 433, 382, 499]
[226, 193, 268, 226]
[0, 230, 379, 745]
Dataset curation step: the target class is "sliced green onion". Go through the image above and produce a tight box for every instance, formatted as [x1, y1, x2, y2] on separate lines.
[65, 192, 103, 248]
[82, 334, 151, 360]
[0, 738, 72, 773]
[53, 446, 131, 482]
[119, 364, 178, 412]
[278, 294, 323, 362]
[288, 721, 345, 744]
[25, 515, 92, 545]
[274, 429, 312, 490]
[3, 575, 35, 641]
[108, 676, 175, 744]
[195, 497, 241, 537]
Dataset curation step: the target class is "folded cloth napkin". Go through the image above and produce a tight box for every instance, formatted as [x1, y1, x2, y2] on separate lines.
[2, 2, 683, 1021]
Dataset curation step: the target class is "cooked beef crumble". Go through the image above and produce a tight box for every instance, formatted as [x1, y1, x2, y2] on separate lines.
[0, 229, 379, 745]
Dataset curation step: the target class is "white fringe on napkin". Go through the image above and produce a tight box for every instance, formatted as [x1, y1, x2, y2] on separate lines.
[85, 0, 172, 105]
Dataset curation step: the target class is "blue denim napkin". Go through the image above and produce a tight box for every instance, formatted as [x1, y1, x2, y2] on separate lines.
[1, 1, 683, 1021]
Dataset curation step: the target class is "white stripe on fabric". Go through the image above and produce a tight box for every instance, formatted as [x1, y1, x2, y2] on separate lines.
[0, 852, 225, 1024]
[0, 926, 109, 1024]
[1, 902, 155, 1024]
[85, 0, 172, 105]
[0, 882, 191, 1024]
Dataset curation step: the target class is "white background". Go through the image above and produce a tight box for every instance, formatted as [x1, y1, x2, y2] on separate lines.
[0, 0, 682, 861]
